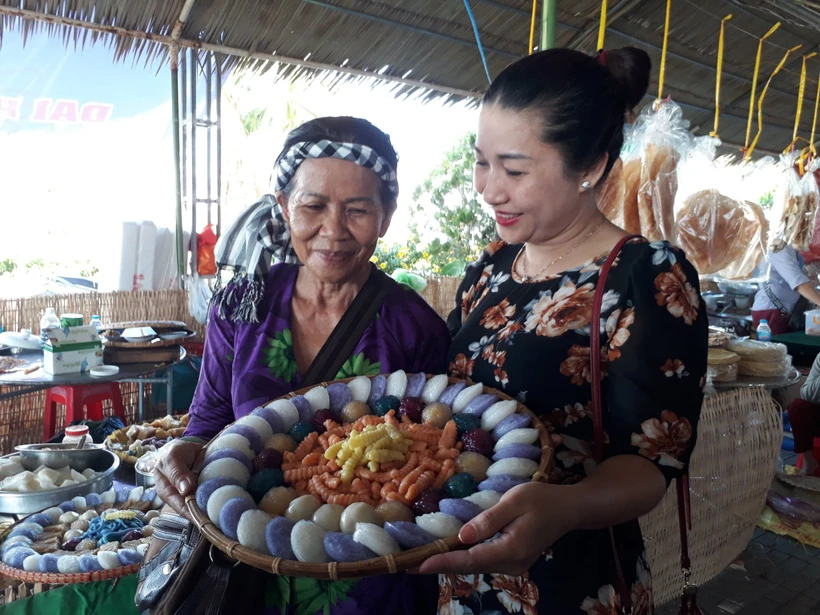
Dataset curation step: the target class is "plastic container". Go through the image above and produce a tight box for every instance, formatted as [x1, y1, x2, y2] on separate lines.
[756, 319, 772, 342]
[60, 313, 84, 328]
[62, 425, 92, 448]
[39, 308, 61, 348]
[90, 315, 103, 334]
[806, 309, 820, 336]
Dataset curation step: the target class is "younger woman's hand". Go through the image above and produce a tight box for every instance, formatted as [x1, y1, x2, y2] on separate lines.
[419, 482, 579, 576]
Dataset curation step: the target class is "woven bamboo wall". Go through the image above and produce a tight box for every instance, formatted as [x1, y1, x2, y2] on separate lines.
[0, 278, 462, 336]
[0, 278, 461, 454]
[0, 290, 205, 339]
[419, 276, 460, 320]
[0, 382, 160, 455]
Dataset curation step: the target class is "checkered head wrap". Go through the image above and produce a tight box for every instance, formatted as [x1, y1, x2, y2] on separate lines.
[211, 140, 399, 323]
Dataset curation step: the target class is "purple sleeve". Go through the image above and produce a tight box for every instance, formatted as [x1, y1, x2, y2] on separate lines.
[185, 305, 237, 440]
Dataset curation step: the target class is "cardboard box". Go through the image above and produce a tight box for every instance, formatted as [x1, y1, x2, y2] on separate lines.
[43, 325, 104, 375]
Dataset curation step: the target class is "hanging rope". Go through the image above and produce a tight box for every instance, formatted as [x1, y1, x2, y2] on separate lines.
[710, 14, 732, 138]
[747, 44, 802, 160]
[744, 23, 781, 153]
[597, 0, 608, 51]
[788, 53, 817, 152]
[463, 0, 492, 84]
[657, 0, 672, 100]
[811, 71, 820, 156]
[529, 0, 538, 54]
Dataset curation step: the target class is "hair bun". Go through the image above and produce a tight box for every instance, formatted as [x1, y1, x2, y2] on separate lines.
[599, 47, 651, 112]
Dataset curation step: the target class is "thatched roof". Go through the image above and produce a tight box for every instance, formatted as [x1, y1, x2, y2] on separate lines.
[3, 0, 820, 155]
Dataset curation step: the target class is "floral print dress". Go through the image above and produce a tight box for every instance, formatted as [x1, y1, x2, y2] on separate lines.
[442, 239, 708, 615]
[186, 262, 449, 615]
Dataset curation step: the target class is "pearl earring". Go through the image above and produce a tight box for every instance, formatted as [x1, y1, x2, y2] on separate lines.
[581, 180, 591, 190]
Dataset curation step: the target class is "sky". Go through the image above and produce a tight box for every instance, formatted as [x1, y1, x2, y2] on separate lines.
[0, 28, 478, 283]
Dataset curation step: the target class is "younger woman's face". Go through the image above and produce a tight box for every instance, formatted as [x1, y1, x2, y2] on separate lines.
[474, 103, 599, 245]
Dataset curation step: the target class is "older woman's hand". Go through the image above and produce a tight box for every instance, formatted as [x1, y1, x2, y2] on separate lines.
[418, 482, 578, 576]
[153, 440, 204, 520]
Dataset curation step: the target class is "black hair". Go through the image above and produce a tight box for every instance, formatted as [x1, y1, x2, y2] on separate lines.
[482, 47, 651, 182]
[276, 116, 399, 205]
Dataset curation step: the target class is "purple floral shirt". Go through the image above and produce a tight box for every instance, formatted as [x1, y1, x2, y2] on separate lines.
[186, 263, 450, 441]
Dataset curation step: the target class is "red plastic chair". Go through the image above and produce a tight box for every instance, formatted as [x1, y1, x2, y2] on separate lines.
[43, 383, 126, 441]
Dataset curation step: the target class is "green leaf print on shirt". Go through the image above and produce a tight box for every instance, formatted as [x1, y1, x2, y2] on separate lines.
[292, 577, 357, 615]
[336, 352, 381, 379]
[262, 329, 298, 383]
[265, 575, 292, 613]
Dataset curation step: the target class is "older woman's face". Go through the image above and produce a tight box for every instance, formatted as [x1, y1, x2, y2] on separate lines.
[280, 158, 394, 284]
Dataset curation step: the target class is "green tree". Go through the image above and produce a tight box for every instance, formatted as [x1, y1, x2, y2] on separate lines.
[371, 242, 422, 275]
[0, 258, 17, 276]
[240, 108, 267, 135]
[408, 133, 495, 274]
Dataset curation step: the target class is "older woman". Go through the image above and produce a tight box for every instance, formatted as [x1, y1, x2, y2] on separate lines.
[420, 49, 708, 614]
[153, 116, 447, 615]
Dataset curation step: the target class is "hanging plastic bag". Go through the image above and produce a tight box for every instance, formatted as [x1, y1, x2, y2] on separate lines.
[196, 224, 218, 276]
[673, 137, 769, 279]
[800, 157, 820, 255]
[676, 190, 767, 277]
[186, 274, 213, 325]
[598, 101, 692, 242]
[769, 152, 807, 253]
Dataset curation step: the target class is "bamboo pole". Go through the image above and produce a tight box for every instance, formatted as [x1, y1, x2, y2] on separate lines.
[170, 0, 198, 284]
[541, 0, 557, 50]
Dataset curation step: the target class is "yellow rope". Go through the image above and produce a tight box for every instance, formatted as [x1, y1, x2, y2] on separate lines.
[597, 0, 608, 51]
[747, 44, 802, 160]
[745, 23, 781, 152]
[789, 53, 818, 152]
[811, 72, 820, 156]
[529, 0, 537, 54]
[710, 14, 732, 138]
[657, 0, 672, 100]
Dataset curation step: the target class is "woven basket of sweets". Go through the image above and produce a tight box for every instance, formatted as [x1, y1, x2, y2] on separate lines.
[0, 488, 160, 584]
[105, 414, 189, 466]
[186, 372, 553, 580]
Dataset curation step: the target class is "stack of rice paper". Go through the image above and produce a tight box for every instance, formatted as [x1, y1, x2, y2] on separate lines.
[727, 339, 792, 379]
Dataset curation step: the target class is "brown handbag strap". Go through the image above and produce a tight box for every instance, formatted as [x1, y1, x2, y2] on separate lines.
[589, 234, 694, 612]
[590, 234, 641, 461]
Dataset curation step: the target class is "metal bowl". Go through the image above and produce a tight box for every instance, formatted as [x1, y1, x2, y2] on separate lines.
[14, 443, 107, 472]
[0, 449, 119, 514]
[134, 451, 158, 488]
[717, 280, 760, 297]
[702, 292, 723, 313]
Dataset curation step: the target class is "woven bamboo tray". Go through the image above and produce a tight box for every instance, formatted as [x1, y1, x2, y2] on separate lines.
[0, 511, 141, 584]
[102, 333, 196, 350]
[185, 375, 553, 580]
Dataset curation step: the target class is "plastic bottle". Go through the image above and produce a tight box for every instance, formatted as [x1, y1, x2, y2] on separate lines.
[90, 315, 102, 334]
[39, 308, 61, 348]
[757, 319, 772, 342]
[62, 425, 91, 448]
